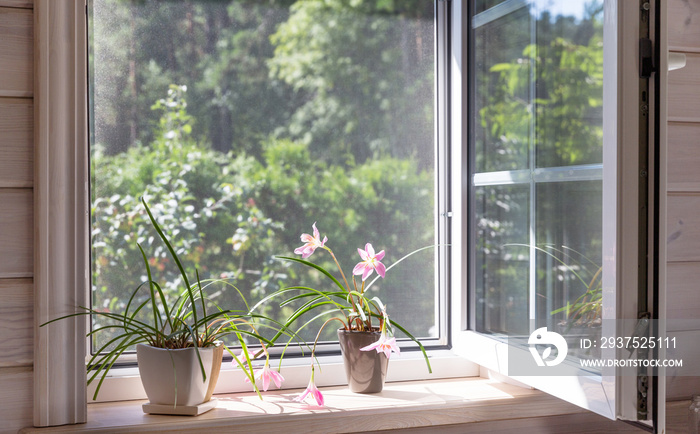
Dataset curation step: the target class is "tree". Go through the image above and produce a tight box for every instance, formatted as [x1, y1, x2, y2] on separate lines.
[269, 0, 435, 168]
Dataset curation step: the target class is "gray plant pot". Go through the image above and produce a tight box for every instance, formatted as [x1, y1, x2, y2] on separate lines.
[136, 343, 223, 407]
[337, 328, 388, 393]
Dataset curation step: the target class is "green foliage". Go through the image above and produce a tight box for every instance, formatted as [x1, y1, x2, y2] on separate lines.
[269, 0, 434, 167]
[91, 0, 299, 154]
[92, 0, 434, 168]
[480, 30, 603, 171]
[90, 0, 437, 347]
[92, 86, 435, 344]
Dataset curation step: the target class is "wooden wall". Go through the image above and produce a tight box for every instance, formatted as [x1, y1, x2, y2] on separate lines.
[0, 1, 34, 433]
[666, 0, 700, 401]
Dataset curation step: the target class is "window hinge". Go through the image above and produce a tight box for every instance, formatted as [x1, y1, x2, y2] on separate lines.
[627, 315, 650, 356]
[634, 312, 651, 419]
[637, 374, 649, 419]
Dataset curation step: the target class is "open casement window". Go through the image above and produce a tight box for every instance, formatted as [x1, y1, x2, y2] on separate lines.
[449, 0, 667, 431]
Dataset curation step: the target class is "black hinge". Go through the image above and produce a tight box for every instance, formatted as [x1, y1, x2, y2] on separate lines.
[639, 38, 654, 78]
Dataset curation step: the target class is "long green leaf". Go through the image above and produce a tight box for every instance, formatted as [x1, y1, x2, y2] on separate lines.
[88, 334, 149, 385]
[89, 335, 145, 400]
[149, 281, 174, 334]
[275, 256, 345, 292]
[195, 270, 208, 342]
[142, 197, 199, 336]
[138, 243, 162, 339]
[390, 319, 432, 374]
[365, 245, 438, 291]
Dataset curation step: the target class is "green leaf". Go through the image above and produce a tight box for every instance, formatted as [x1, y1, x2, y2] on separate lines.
[391, 319, 432, 374]
[275, 256, 345, 292]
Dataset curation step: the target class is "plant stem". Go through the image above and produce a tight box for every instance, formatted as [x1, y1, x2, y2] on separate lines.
[326, 248, 351, 293]
[310, 317, 347, 366]
[326, 247, 358, 315]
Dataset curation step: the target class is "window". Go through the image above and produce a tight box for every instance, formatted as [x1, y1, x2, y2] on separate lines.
[470, 0, 604, 359]
[35, 0, 667, 428]
[88, 0, 445, 357]
[450, 0, 665, 424]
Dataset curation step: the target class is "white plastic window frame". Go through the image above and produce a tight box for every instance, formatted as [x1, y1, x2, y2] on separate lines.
[448, 0, 666, 424]
[34, 0, 479, 416]
[86, 0, 481, 402]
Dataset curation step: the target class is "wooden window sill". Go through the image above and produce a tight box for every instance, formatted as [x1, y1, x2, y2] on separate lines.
[21, 377, 646, 433]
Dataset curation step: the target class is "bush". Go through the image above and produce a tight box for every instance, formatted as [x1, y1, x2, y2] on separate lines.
[92, 86, 436, 346]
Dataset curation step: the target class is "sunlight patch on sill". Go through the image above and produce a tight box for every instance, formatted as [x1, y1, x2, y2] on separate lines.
[87, 351, 478, 403]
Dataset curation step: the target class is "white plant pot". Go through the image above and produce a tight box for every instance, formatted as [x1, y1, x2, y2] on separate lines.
[136, 343, 223, 408]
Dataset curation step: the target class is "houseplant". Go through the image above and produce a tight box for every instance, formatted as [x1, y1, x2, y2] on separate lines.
[506, 243, 603, 360]
[542, 244, 602, 328]
[254, 223, 432, 402]
[505, 243, 602, 328]
[42, 198, 280, 414]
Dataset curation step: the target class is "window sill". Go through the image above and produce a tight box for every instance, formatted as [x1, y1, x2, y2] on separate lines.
[85, 350, 476, 402]
[20, 377, 646, 433]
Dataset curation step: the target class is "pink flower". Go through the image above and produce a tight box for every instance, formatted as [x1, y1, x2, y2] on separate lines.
[352, 243, 386, 281]
[245, 362, 285, 392]
[232, 348, 257, 368]
[294, 222, 328, 259]
[294, 375, 324, 406]
[360, 332, 400, 359]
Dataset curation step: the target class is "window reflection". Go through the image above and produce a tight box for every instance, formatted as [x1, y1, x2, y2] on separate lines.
[471, 0, 604, 340]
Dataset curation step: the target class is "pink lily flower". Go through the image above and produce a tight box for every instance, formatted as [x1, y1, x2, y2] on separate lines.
[352, 243, 386, 281]
[294, 375, 324, 406]
[294, 222, 328, 259]
[232, 348, 257, 368]
[245, 361, 285, 392]
[360, 332, 400, 359]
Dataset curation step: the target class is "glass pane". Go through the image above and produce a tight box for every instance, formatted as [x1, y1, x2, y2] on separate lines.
[472, 3, 532, 173]
[471, 0, 604, 337]
[474, 185, 529, 335]
[533, 1, 604, 168]
[474, 0, 509, 16]
[535, 180, 602, 361]
[89, 0, 437, 351]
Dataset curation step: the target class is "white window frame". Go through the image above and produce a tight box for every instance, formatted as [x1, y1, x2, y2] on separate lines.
[34, 0, 479, 420]
[449, 0, 667, 426]
[448, 0, 617, 418]
[79, 0, 472, 402]
[34, 0, 89, 427]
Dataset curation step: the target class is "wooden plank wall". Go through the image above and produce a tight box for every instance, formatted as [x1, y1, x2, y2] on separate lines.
[0, 1, 34, 433]
[666, 0, 700, 401]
